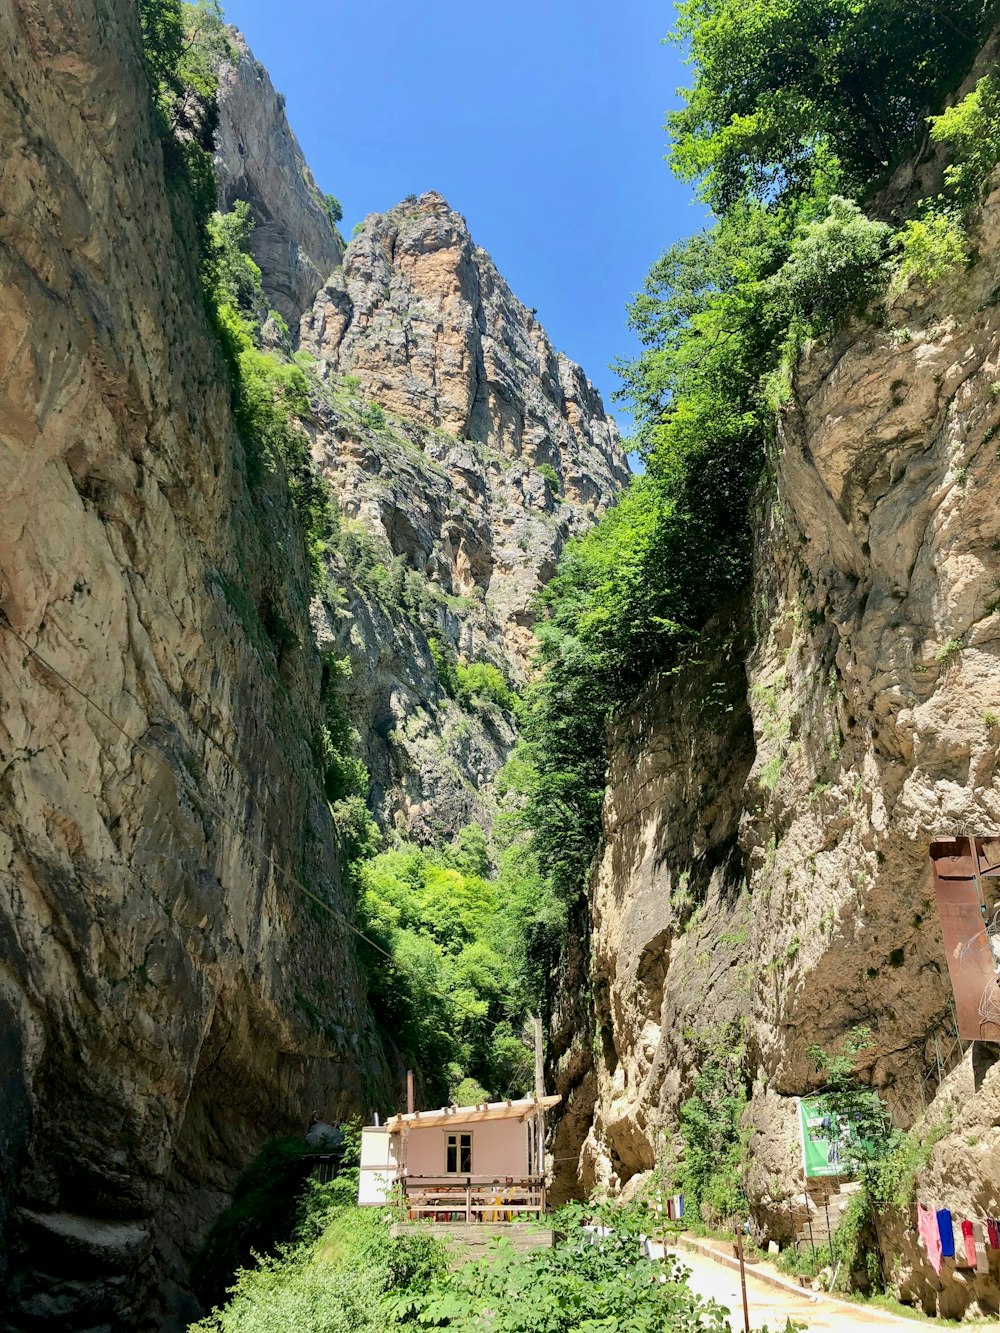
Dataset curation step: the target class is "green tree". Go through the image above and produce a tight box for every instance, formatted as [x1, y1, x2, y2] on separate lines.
[669, 0, 995, 212]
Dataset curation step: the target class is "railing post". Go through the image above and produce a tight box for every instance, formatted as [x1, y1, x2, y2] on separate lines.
[466, 1181, 472, 1224]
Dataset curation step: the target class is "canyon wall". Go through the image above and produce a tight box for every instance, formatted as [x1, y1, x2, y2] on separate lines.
[0, 10, 624, 1331]
[564, 172, 1000, 1317]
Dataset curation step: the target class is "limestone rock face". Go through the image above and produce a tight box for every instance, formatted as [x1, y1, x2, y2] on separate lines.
[301, 191, 629, 665]
[215, 60, 628, 834]
[215, 34, 343, 327]
[566, 181, 1000, 1317]
[0, 5, 383, 1328]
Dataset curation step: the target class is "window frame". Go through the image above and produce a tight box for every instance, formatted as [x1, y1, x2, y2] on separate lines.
[444, 1129, 473, 1175]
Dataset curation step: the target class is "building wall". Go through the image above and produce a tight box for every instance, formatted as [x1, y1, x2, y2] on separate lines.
[405, 1118, 530, 1178]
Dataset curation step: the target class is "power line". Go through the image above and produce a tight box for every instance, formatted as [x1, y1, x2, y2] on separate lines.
[0, 613, 522, 1040]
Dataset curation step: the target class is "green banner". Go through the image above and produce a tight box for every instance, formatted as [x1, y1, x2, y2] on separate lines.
[798, 1097, 852, 1178]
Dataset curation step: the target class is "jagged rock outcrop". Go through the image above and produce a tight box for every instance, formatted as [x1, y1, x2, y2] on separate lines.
[0, 5, 385, 1328]
[564, 170, 1000, 1318]
[213, 46, 627, 833]
[301, 191, 629, 666]
[215, 33, 343, 328]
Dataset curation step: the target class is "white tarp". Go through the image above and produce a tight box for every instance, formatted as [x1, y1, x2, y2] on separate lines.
[358, 1127, 398, 1206]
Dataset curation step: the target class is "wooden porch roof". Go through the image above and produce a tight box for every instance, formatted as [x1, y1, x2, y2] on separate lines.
[385, 1094, 561, 1130]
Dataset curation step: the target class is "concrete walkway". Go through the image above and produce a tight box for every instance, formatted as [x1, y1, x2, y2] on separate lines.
[669, 1239, 923, 1330]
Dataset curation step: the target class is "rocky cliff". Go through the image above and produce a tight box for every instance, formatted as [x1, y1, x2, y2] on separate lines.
[0, 7, 625, 1328]
[299, 189, 627, 834]
[0, 4, 384, 1327]
[561, 156, 1000, 1319]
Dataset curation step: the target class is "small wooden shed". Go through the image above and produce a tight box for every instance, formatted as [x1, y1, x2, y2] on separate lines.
[358, 1094, 561, 1223]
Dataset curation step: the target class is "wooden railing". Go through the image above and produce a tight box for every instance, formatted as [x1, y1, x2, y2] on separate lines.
[400, 1176, 546, 1223]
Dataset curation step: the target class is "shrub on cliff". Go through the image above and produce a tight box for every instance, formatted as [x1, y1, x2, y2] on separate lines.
[191, 1137, 320, 1313]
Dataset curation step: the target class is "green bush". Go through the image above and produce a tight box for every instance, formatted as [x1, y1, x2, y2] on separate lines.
[537, 462, 561, 492]
[428, 636, 460, 699]
[356, 834, 538, 1105]
[895, 209, 967, 287]
[191, 1137, 318, 1311]
[139, 0, 233, 230]
[194, 1197, 447, 1333]
[390, 1201, 733, 1333]
[360, 401, 386, 431]
[455, 661, 519, 714]
[932, 74, 1000, 210]
[668, 0, 993, 213]
[768, 196, 894, 332]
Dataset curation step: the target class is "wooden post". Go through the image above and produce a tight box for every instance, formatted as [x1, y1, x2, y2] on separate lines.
[735, 1223, 751, 1332]
[406, 1069, 415, 1115]
[805, 1191, 816, 1265]
[532, 1016, 545, 1203]
[466, 1181, 472, 1224]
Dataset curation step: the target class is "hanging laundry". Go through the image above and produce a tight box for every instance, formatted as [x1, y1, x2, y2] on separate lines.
[961, 1219, 976, 1267]
[918, 1203, 942, 1275]
[976, 1244, 989, 1274]
[937, 1208, 955, 1258]
[988, 1218, 1000, 1250]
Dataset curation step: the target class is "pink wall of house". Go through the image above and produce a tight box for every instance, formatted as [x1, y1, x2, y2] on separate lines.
[403, 1117, 530, 1179]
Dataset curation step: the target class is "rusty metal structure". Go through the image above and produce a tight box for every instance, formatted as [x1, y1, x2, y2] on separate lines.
[929, 837, 1000, 1041]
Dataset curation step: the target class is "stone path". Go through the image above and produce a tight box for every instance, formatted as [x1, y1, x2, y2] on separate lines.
[670, 1240, 924, 1330]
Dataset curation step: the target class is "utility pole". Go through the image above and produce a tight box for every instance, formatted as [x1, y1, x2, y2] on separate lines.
[406, 1068, 415, 1115]
[533, 1016, 544, 1099]
[735, 1222, 751, 1333]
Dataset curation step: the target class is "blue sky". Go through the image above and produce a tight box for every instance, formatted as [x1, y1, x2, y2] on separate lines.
[221, 0, 702, 442]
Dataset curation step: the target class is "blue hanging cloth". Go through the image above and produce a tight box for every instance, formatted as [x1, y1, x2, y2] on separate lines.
[937, 1208, 955, 1258]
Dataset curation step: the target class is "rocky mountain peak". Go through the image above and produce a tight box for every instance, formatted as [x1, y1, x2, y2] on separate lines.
[300, 189, 627, 507]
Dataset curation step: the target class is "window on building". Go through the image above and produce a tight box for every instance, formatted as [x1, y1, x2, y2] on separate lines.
[445, 1132, 472, 1174]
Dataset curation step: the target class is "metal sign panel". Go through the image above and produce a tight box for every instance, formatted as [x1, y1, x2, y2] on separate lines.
[929, 838, 1000, 1042]
[798, 1096, 853, 1178]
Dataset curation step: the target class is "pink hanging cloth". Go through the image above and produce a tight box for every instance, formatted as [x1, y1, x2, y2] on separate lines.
[961, 1219, 977, 1268]
[918, 1203, 942, 1275]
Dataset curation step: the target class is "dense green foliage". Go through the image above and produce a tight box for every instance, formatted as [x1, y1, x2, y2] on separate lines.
[678, 1035, 749, 1225]
[668, 0, 995, 214]
[789, 1031, 950, 1291]
[139, 0, 232, 221]
[197, 1198, 744, 1333]
[193, 1182, 447, 1333]
[203, 202, 341, 588]
[357, 833, 538, 1105]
